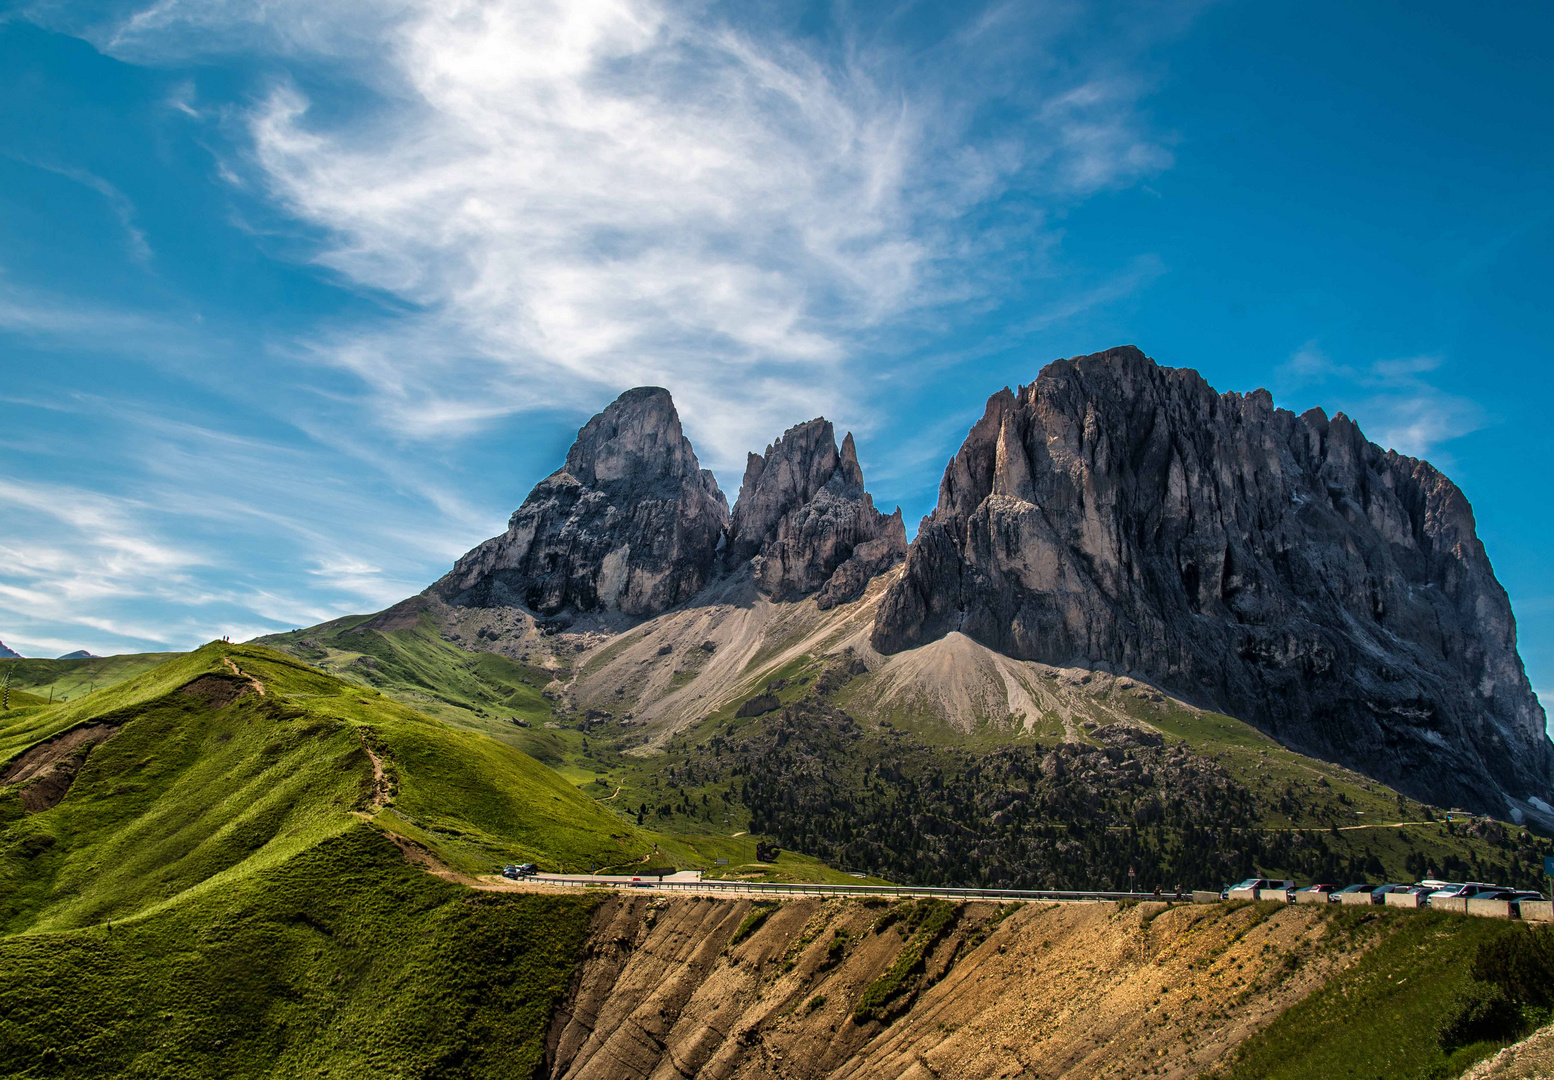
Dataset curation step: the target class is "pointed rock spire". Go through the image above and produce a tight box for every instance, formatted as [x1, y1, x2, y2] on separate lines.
[727, 418, 906, 606]
[434, 387, 728, 618]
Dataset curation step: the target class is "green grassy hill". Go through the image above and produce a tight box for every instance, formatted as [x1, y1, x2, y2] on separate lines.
[0, 827, 600, 1079]
[0, 641, 856, 1077]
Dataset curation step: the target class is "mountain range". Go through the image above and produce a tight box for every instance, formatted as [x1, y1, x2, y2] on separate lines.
[292, 346, 1550, 832]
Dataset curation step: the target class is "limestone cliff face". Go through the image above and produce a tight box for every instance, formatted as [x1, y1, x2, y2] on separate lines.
[725, 419, 906, 608]
[433, 387, 728, 618]
[872, 346, 1553, 819]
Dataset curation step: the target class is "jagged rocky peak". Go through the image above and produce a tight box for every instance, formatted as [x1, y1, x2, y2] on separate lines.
[433, 387, 728, 619]
[873, 345, 1553, 822]
[726, 418, 906, 608]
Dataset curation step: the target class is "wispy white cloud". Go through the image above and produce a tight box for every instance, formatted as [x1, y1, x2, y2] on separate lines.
[0, 399, 461, 654]
[6, 156, 153, 263]
[1277, 343, 1488, 460]
[87, 0, 1181, 471]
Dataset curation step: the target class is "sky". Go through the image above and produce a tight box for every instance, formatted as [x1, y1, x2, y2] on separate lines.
[0, 0, 1550, 722]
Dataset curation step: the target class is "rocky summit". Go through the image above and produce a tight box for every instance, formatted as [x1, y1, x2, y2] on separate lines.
[872, 345, 1552, 823]
[725, 418, 906, 608]
[434, 396, 906, 625]
[433, 387, 728, 618]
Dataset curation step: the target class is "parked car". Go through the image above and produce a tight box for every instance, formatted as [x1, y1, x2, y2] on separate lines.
[1223, 877, 1283, 901]
[1334, 883, 1378, 897]
[1501, 890, 1547, 916]
[1293, 883, 1341, 902]
[628, 877, 651, 888]
[1426, 882, 1501, 901]
[501, 865, 520, 880]
[1370, 884, 1411, 904]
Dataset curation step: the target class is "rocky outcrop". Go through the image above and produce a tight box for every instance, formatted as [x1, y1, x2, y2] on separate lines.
[873, 346, 1553, 820]
[0, 640, 20, 659]
[433, 387, 728, 619]
[725, 419, 906, 608]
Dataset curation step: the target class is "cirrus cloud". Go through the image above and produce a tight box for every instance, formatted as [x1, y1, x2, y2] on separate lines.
[94, 0, 1182, 468]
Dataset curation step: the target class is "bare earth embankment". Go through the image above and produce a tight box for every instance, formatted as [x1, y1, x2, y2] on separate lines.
[546, 896, 1361, 1080]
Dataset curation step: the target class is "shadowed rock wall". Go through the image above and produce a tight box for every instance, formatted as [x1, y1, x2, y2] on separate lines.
[872, 346, 1552, 821]
[435, 387, 728, 618]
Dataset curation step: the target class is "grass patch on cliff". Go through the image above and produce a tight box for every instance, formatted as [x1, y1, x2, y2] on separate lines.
[1220, 909, 1545, 1080]
[854, 899, 960, 1023]
[0, 827, 600, 1080]
[727, 903, 777, 947]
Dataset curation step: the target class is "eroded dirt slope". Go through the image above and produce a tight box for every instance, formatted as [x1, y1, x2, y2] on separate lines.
[546, 896, 1361, 1080]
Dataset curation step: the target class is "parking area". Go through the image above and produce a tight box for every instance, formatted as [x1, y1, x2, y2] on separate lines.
[1221, 877, 1554, 922]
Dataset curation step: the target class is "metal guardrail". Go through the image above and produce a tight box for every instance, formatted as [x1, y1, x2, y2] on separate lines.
[527, 875, 1180, 903]
[520, 876, 1554, 923]
[513, 875, 1554, 926]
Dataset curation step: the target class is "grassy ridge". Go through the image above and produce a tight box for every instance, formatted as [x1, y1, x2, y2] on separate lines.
[0, 827, 600, 1079]
[1, 642, 678, 922]
[0, 687, 362, 935]
[260, 615, 555, 725]
[259, 617, 618, 787]
[2, 653, 175, 707]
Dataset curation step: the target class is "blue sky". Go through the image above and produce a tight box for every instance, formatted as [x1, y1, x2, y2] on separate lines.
[1, 0, 1550, 724]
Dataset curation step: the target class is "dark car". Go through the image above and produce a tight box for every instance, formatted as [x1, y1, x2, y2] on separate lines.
[1502, 891, 1547, 916]
[1293, 883, 1341, 903]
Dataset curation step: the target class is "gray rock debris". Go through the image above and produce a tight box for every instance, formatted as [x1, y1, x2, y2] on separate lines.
[872, 345, 1552, 820]
[726, 418, 906, 608]
[434, 387, 728, 618]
